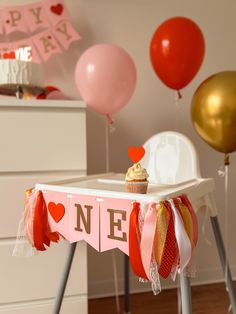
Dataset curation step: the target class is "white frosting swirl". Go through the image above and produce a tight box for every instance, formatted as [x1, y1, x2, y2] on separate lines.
[125, 163, 149, 181]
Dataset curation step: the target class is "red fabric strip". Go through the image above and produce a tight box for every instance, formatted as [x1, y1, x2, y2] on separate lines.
[158, 201, 178, 278]
[33, 191, 59, 251]
[129, 202, 148, 280]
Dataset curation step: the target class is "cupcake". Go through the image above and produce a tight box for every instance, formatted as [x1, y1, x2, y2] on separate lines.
[125, 163, 149, 194]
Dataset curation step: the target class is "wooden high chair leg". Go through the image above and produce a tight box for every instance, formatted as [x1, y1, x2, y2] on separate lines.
[180, 274, 192, 314]
[52, 243, 77, 314]
[210, 216, 236, 314]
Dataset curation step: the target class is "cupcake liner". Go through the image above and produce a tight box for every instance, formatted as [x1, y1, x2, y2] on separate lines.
[125, 181, 148, 194]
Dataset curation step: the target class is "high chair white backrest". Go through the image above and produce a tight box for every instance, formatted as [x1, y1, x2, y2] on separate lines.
[141, 131, 201, 185]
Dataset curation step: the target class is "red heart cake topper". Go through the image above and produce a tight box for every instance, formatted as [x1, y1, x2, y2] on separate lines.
[128, 146, 145, 163]
[48, 202, 65, 223]
[50, 3, 64, 15]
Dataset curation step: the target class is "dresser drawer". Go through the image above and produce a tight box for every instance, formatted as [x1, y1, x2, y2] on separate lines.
[0, 106, 86, 172]
[0, 297, 87, 314]
[0, 240, 87, 303]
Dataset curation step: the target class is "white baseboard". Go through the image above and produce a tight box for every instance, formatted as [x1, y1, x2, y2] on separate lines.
[0, 295, 87, 314]
[88, 265, 236, 299]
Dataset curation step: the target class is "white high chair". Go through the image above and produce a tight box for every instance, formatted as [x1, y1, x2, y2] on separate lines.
[40, 131, 236, 314]
[139, 131, 236, 314]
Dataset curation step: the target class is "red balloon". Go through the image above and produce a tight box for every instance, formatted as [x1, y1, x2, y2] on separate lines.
[150, 17, 205, 91]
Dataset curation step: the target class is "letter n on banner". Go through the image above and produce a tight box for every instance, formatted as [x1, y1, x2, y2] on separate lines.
[68, 194, 100, 251]
[33, 30, 62, 61]
[100, 197, 134, 255]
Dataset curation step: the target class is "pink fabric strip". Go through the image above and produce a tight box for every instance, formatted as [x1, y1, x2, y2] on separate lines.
[140, 203, 157, 280]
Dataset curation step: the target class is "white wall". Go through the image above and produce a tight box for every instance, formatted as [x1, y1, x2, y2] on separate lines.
[3, 0, 236, 299]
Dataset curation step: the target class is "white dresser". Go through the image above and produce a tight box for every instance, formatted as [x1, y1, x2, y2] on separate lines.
[0, 100, 88, 314]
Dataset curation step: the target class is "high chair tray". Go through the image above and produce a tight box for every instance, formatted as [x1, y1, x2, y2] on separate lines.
[36, 173, 214, 203]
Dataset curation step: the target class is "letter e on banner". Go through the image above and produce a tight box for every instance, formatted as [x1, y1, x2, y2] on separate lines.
[100, 197, 134, 255]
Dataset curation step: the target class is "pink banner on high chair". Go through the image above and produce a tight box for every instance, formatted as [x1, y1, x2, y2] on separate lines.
[42, 190, 100, 251]
[100, 197, 134, 255]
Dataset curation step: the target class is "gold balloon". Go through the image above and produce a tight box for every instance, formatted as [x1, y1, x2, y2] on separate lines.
[191, 71, 236, 154]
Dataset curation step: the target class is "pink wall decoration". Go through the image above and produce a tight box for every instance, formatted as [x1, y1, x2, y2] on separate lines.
[0, 0, 81, 63]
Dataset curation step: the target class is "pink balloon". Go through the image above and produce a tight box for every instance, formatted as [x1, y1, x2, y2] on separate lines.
[75, 44, 137, 117]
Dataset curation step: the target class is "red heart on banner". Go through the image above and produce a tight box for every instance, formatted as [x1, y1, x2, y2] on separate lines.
[3, 51, 15, 59]
[48, 202, 65, 223]
[50, 3, 64, 15]
[128, 146, 145, 163]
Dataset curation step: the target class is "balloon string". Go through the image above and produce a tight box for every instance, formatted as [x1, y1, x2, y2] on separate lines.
[224, 154, 230, 166]
[105, 116, 120, 313]
[224, 163, 232, 313]
[106, 114, 114, 125]
[177, 90, 182, 99]
[105, 115, 116, 173]
[105, 118, 110, 173]
[174, 91, 181, 131]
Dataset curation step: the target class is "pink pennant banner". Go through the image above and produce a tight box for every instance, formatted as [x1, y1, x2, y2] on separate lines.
[2, 5, 28, 34]
[43, 0, 70, 26]
[0, 0, 72, 35]
[54, 20, 81, 50]
[24, 1, 50, 33]
[33, 29, 62, 61]
[0, 0, 81, 63]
